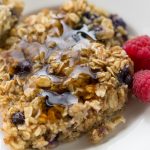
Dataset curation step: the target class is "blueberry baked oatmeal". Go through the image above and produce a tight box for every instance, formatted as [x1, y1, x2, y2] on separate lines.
[0, 0, 133, 149]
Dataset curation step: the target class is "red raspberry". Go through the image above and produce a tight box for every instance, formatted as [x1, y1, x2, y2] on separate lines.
[123, 35, 150, 71]
[132, 70, 150, 103]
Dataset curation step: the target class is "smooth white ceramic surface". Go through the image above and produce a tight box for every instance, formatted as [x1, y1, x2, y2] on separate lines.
[0, 0, 150, 150]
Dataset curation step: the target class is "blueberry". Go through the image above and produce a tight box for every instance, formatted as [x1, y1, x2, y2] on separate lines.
[83, 12, 98, 21]
[12, 112, 25, 125]
[117, 67, 133, 87]
[122, 35, 128, 41]
[83, 11, 91, 19]
[110, 14, 127, 29]
[124, 75, 133, 88]
[14, 60, 32, 75]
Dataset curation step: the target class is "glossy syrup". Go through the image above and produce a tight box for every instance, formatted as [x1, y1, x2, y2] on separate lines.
[35, 66, 63, 83]
[2, 20, 97, 106]
[42, 91, 78, 106]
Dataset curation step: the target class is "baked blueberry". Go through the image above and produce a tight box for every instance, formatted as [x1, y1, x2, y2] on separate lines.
[14, 60, 32, 75]
[118, 67, 133, 87]
[110, 14, 127, 29]
[12, 112, 25, 125]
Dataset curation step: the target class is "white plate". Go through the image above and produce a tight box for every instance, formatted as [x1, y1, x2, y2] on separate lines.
[1, 0, 150, 150]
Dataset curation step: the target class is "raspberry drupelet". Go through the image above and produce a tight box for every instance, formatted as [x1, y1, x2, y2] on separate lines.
[123, 35, 150, 71]
[133, 70, 150, 103]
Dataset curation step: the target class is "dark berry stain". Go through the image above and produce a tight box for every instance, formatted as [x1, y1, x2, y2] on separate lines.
[83, 11, 91, 19]
[124, 74, 133, 87]
[122, 35, 128, 41]
[83, 11, 98, 21]
[110, 14, 127, 29]
[117, 67, 133, 87]
[14, 60, 32, 75]
[12, 112, 25, 125]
